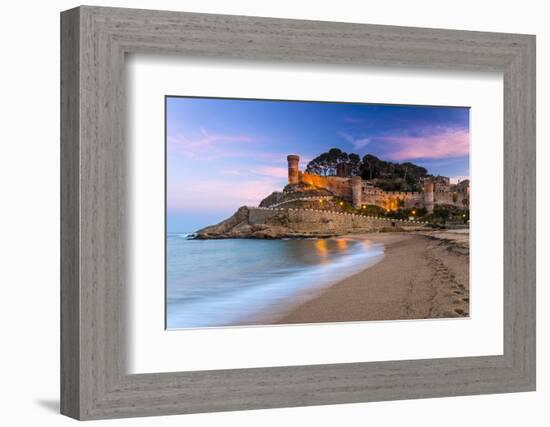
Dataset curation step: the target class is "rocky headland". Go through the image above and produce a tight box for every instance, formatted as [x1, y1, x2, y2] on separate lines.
[194, 205, 429, 239]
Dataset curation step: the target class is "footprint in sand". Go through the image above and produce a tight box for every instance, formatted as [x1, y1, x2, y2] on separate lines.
[442, 310, 461, 318]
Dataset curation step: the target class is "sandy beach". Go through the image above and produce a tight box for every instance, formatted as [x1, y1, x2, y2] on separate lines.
[276, 230, 470, 324]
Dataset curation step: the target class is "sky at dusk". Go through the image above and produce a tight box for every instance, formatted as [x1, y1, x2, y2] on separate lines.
[166, 97, 470, 232]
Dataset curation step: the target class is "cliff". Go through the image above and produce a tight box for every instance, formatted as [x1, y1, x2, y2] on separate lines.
[194, 206, 428, 239]
[194, 206, 295, 239]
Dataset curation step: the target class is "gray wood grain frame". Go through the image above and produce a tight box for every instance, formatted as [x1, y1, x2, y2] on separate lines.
[60, 5, 536, 420]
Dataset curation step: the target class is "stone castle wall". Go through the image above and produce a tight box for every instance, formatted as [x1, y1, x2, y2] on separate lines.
[195, 206, 430, 239]
[361, 188, 426, 210]
[288, 156, 468, 212]
[297, 172, 431, 210]
[433, 187, 469, 207]
[249, 206, 426, 235]
[299, 172, 352, 199]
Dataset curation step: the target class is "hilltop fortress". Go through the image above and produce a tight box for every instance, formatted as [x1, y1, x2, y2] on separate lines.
[194, 154, 469, 239]
[280, 154, 469, 213]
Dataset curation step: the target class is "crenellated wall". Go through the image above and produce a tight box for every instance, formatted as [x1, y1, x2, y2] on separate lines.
[286, 154, 468, 212]
[249, 206, 427, 235]
[297, 173, 436, 211]
[299, 172, 352, 199]
[195, 205, 430, 239]
[361, 187, 426, 210]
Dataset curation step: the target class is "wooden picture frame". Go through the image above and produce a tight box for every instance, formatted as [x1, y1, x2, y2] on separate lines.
[60, 5, 536, 420]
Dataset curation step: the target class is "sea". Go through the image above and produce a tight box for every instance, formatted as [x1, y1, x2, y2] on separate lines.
[166, 233, 384, 329]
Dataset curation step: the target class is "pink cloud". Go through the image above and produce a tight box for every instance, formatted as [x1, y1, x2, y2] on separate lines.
[253, 166, 288, 179]
[168, 128, 256, 159]
[339, 132, 370, 149]
[220, 166, 288, 179]
[380, 128, 469, 161]
[167, 178, 281, 211]
[168, 130, 293, 164]
[221, 166, 288, 180]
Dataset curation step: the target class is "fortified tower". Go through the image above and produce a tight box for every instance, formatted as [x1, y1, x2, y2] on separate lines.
[423, 179, 435, 213]
[287, 155, 300, 185]
[351, 176, 362, 208]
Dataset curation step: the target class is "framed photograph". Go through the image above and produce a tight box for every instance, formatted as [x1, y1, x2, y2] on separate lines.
[164, 96, 472, 329]
[61, 6, 536, 420]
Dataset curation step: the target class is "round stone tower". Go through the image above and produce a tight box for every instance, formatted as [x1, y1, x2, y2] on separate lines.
[287, 155, 300, 185]
[351, 176, 363, 208]
[423, 179, 435, 213]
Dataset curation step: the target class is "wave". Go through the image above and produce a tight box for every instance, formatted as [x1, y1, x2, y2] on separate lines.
[167, 232, 197, 240]
[166, 241, 384, 329]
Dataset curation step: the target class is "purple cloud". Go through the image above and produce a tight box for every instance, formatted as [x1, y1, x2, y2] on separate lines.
[339, 132, 371, 149]
[167, 177, 282, 211]
[378, 128, 469, 161]
[168, 128, 256, 159]
[253, 166, 288, 179]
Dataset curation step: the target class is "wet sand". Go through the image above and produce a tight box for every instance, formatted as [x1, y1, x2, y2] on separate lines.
[276, 230, 470, 324]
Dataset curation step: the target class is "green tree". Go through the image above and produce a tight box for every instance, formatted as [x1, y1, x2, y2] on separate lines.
[348, 153, 361, 176]
[306, 148, 351, 176]
[360, 155, 428, 189]
[360, 154, 382, 180]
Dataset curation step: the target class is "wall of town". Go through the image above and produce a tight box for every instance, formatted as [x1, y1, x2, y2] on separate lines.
[248, 206, 427, 235]
[299, 172, 353, 199]
[290, 160, 469, 212]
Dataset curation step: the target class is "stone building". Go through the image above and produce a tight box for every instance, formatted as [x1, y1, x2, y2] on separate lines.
[285, 154, 469, 213]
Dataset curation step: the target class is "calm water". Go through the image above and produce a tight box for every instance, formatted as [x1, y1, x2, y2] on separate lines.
[166, 234, 384, 329]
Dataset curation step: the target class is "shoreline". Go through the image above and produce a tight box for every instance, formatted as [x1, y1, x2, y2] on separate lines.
[276, 231, 470, 324]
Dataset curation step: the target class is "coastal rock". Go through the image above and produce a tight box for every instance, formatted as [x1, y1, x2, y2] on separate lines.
[195, 207, 293, 239]
[194, 206, 428, 239]
[194, 206, 250, 238]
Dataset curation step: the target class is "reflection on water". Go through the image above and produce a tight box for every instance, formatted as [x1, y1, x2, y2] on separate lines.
[166, 234, 384, 328]
[336, 238, 348, 251]
[360, 239, 373, 248]
[314, 239, 328, 258]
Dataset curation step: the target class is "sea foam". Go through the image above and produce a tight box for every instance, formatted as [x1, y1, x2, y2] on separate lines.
[166, 237, 384, 329]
